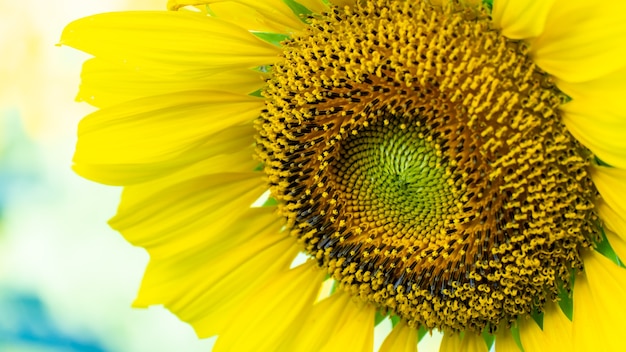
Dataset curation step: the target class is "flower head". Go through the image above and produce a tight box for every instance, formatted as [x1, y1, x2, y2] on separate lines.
[62, 0, 626, 351]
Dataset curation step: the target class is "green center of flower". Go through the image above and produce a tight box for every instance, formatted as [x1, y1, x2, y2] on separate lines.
[256, 0, 600, 332]
[337, 118, 456, 226]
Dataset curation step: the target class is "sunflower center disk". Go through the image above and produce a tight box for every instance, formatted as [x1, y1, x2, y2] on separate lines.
[257, 0, 600, 332]
[337, 119, 458, 241]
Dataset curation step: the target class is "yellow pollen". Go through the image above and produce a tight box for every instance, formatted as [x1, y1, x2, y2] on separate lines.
[255, 0, 599, 333]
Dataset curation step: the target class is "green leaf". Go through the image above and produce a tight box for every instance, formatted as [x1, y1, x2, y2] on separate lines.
[482, 329, 495, 350]
[283, 0, 313, 22]
[417, 326, 428, 342]
[253, 65, 272, 73]
[263, 197, 279, 207]
[595, 227, 624, 267]
[390, 315, 400, 327]
[530, 310, 544, 330]
[595, 156, 613, 167]
[252, 32, 291, 47]
[374, 310, 387, 326]
[511, 324, 525, 352]
[482, 0, 493, 10]
[557, 268, 576, 321]
[249, 88, 264, 98]
[374, 312, 403, 327]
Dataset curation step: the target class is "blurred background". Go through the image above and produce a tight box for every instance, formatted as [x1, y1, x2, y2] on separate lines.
[0, 1, 445, 351]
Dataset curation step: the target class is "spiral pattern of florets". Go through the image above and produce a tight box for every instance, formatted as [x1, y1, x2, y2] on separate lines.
[256, 0, 599, 332]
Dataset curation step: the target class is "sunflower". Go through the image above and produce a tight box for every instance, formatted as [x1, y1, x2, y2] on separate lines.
[61, 0, 626, 350]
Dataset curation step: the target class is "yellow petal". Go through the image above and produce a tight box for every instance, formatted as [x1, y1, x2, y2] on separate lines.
[379, 321, 418, 352]
[72, 90, 262, 185]
[212, 260, 326, 351]
[604, 228, 626, 265]
[297, 0, 328, 14]
[283, 291, 376, 352]
[75, 119, 257, 186]
[133, 207, 298, 338]
[530, 0, 626, 83]
[598, 200, 626, 237]
[598, 200, 626, 261]
[60, 11, 280, 78]
[495, 328, 521, 352]
[562, 102, 626, 169]
[281, 292, 352, 351]
[318, 299, 375, 352]
[110, 172, 265, 257]
[113, 159, 260, 223]
[597, 211, 625, 241]
[556, 65, 626, 111]
[591, 165, 626, 220]
[78, 58, 265, 108]
[439, 331, 487, 352]
[492, 0, 556, 39]
[573, 251, 626, 351]
[171, 0, 306, 32]
[111, 138, 260, 218]
[516, 317, 544, 352]
[517, 303, 573, 352]
[208, 2, 295, 33]
[167, 0, 211, 9]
